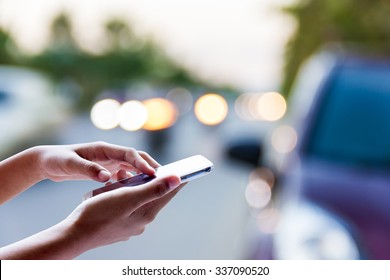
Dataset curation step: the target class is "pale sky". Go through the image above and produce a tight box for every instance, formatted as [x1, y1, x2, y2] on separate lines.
[0, 0, 296, 91]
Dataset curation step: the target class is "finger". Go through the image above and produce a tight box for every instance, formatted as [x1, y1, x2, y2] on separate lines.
[124, 175, 181, 212]
[145, 182, 186, 213]
[104, 169, 130, 183]
[130, 183, 186, 222]
[68, 156, 111, 182]
[116, 169, 132, 181]
[138, 151, 160, 168]
[99, 143, 156, 176]
[107, 164, 140, 176]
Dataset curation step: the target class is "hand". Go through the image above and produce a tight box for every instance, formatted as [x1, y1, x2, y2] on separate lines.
[0, 173, 184, 259]
[36, 141, 159, 182]
[65, 174, 183, 253]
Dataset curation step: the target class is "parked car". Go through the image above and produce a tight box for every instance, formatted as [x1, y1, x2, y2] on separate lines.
[0, 66, 69, 159]
[227, 46, 390, 259]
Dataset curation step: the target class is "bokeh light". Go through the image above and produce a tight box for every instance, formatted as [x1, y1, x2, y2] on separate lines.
[257, 92, 287, 121]
[142, 98, 178, 131]
[166, 87, 193, 116]
[271, 125, 298, 154]
[117, 100, 148, 131]
[249, 167, 275, 189]
[245, 178, 272, 209]
[235, 93, 249, 120]
[235, 92, 287, 121]
[90, 98, 120, 130]
[194, 93, 228, 125]
[235, 93, 257, 121]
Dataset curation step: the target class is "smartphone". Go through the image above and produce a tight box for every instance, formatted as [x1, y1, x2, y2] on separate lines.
[83, 155, 214, 200]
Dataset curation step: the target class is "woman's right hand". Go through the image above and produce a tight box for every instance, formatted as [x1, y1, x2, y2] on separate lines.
[65, 174, 182, 254]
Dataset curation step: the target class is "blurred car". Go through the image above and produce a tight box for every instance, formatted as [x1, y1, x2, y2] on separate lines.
[0, 65, 69, 159]
[227, 46, 390, 259]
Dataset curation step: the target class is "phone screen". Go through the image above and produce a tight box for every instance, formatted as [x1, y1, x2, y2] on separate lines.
[88, 174, 155, 197]
[83, 155, 213, 200]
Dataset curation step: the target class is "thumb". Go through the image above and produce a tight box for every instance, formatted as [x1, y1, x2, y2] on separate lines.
[70, 157, 111, 182]
[129, 175, 181, 210]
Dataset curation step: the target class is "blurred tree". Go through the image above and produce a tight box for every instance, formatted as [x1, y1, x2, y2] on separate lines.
[281, 0, 390, 98]
[29, 13, 83, 76]
[47, 13, 78, 52]
[0, 28, 18, 64]
[105, 19, 137, 51]
[27, 13, 200, 110]
[0, 28, 10, 63]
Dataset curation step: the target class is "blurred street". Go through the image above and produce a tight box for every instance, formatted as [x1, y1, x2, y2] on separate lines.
[0, 110, 265, 259]
[2, 0, 389, 261]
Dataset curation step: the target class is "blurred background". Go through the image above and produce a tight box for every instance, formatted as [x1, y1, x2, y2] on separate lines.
[1, 0, 390, 260]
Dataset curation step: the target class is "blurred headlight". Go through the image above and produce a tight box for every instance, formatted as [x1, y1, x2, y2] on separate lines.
[117, 100, 148, 131]
[273, 201, 360, 260]
[90, 99, 120, 130]
[194, 93, 228, 125]
[142, 98, 177, 131]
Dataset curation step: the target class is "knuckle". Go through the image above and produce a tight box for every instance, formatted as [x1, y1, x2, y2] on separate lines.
[154, 183, 169, 198]
[84, 161, 98, 172]
[125, 148, 138, 162]
[138, 151, 148, 157]
[143, 211, 156, 224]
[97, 140, 108, 145]
[94, 141, 108, 148]
[134, 227, 145, 236]
[137, 205, 156, 224]
[121, 236, 131, 242]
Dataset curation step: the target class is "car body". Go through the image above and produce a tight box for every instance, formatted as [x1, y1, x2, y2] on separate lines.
[0, 65, 69, 159]
[229, 47, 390, 259]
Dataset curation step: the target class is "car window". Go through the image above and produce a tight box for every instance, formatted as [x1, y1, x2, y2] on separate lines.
[306, 60, 390, 167]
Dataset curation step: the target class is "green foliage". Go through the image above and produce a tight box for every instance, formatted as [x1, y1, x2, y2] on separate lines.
[282, 0, 390, 98]
[31, 14, 200, 109]
[1, 13, 204, 110]
[0, 28, 18, 64]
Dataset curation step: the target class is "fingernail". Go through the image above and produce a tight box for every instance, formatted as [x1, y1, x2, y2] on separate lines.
[98, 170, 111, 181]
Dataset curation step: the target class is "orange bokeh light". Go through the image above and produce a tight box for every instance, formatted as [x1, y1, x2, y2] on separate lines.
[142, 98, 178, 131]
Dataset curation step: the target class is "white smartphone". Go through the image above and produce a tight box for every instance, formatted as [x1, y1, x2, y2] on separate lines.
[83, 155, 214, 200]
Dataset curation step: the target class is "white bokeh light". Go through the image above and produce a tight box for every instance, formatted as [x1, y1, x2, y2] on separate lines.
[90, 98, 120, 130]
[194, 93, 228, 126]
[117, 100, 148, 131]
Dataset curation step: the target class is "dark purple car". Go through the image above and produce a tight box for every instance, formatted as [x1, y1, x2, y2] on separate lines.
[229, 47, 390, 259]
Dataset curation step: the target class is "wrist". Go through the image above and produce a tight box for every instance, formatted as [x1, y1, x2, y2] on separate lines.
[51, 218, 92, 259]
[0, 219, 90, 259]
[25, 146, 47, 183]
[60, 215, 101, 257]
[0, 146, 47, 204]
